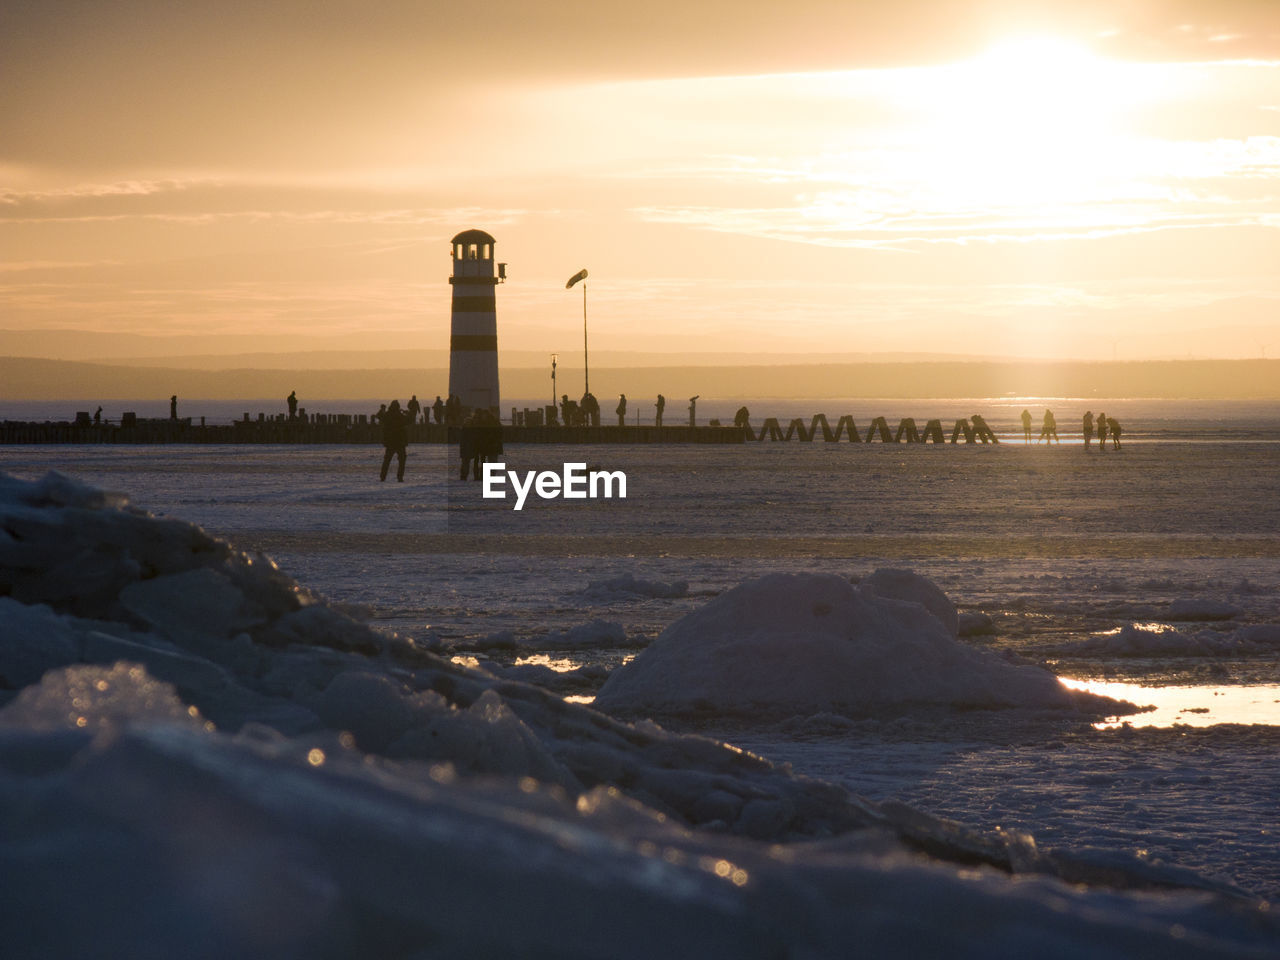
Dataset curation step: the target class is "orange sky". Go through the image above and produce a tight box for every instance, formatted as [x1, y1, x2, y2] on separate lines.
[3, 0, 1280, 363]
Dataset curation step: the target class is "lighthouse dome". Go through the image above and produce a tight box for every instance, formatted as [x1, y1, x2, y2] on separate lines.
[452, 229, 495, 245]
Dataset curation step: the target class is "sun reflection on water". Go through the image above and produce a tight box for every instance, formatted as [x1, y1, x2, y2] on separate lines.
[1060, 677, 1280, 729]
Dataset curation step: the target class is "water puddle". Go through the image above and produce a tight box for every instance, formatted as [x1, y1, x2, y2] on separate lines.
[1061, 677, 1280, 728]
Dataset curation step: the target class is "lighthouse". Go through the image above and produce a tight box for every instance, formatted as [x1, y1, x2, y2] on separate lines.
[447, 228, 505, 415]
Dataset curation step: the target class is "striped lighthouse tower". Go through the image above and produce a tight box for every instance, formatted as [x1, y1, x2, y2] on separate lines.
[447, 228, 505, 416]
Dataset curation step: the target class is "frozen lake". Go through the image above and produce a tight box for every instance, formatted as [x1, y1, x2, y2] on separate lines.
[4, 437, 1280, 900]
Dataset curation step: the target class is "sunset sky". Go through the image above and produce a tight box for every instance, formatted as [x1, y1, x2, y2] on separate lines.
[3, 0, 1280, 364]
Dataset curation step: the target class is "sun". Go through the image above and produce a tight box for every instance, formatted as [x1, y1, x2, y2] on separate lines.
[888, 35, 1166, 214]
[957, 36, 1120, 134]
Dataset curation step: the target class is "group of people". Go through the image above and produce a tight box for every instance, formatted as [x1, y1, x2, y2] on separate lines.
[1082, 410, 1123, 450]
[374, 394, 459, 426]
[1019, 408, 1121, 449]
[287, 390, 465, 429]
[371, 394, 507, 482]
[558, 392, 601, 427]
[555, 392, 697, 428]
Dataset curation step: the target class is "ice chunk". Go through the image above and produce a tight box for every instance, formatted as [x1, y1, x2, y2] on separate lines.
[119, 567, 263, 647]
[863, 567, 959, 637]
[0, 598, 81, 689]
[597, 573, 1124, 717]
[0, 662, 201, 732]
[532, 619, 631, 649]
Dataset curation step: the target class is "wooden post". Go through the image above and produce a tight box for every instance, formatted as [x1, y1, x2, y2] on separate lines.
[894, 418, 920, 443]
[865, 416, 893, 443]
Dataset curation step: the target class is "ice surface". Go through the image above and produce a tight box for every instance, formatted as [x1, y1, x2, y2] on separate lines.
[1, 469, 1277, 958]
[582, 573, 690, 599]
[596, 572, 1129, 717]
[1055, 621, 1280, 658]
[1169, 598, 1243, 621]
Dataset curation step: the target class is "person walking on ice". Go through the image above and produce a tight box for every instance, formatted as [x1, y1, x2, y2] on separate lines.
[1082, 410, 1094, 450]
[1096, 412, 1108, 452]
[1109, 416, 1122, 450]
[1021, 409, 1032, 443]
[379, 399, 408, 482]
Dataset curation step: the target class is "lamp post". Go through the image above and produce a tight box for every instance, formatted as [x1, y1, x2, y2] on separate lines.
[566, 268, 589, 395]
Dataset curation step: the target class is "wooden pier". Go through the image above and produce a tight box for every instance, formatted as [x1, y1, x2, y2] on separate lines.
[0, 419, 744, 445]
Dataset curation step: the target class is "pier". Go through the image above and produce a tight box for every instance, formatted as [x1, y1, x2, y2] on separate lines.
[1, 412, 1004, 445]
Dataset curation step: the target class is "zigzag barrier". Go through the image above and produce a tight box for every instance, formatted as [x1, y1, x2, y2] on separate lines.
[744, 416, 997, 444]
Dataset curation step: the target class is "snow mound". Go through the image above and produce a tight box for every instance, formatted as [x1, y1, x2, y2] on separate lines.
[582, 574, 689, 600]
[863, 567, 959, 637]
[596, 572, 1126, 717]
[533, 618, 633, 649]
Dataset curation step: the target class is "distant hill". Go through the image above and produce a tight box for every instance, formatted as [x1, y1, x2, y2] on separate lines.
[2, 356, 1278, 401]
[0, 329, 986, 369]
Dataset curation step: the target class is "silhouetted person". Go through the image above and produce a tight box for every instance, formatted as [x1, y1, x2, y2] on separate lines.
[374, 403, 387, 424]
[1082, 410, 1094, 450]
[407, 395, 421, 424]
[287, 390, 298, 419]
[655, 394, 665, 427]
[432, 395, 445, 424]
[616, 394, 627, 426]
[446, 394, 463, 426]
[93, 406, 102, 425]
[1038, 408, 1058, 443]
[733, 406, 750, 429]
[689, 395, 699, 427]
[581, 391, 600, 427]
[379, 400, 407, 482]
[457, 409, 502, 480]
[1096, 412, 1108, 452]
[1109, 417, 1122, 450]
[170, 395, 178, 420]
[1020, 409, 1032, 443]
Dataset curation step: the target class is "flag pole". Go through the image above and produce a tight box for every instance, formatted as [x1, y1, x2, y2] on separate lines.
[565, 268, 590, 396]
